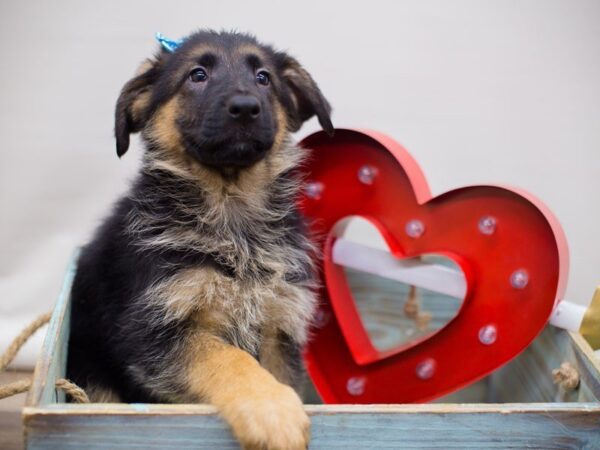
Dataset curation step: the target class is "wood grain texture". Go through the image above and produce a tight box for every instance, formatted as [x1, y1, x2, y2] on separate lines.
[23, 403, 600, 449]
[26, 253, 77, 408]
[570, 331, 600, 400]
[490, 326, 600, 403]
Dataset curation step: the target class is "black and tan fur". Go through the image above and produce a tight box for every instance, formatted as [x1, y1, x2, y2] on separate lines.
[67, 30, 333, 449]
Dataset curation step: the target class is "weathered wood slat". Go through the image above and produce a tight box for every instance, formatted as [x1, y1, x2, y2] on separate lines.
[490, 327, 600, 403]
[571, 332, 600, 401]
[26, 252, 77, 407]
[23, 403, 600, 449]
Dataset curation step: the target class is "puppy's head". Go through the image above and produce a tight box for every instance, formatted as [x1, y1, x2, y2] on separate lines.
[115, 30, 332, 176]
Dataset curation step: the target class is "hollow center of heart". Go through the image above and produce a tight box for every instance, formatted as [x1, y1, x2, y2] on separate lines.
[334, 217, 466, 352]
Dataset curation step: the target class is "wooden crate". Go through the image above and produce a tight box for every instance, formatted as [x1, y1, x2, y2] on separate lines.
[23, 258, 600, 449]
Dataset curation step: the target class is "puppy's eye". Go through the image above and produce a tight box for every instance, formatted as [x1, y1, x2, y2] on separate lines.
[256, 70, 270, 86]
[189, 68, 208, 83]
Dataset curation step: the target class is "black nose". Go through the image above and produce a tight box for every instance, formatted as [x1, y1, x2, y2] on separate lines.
[228, 95, 261, 121]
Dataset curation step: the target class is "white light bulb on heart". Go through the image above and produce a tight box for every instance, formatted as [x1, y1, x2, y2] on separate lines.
[478, 216, 497, 235]
[510, 269, 529, 289]
[358, 165, 378, 185]
[479, 324, 497, 345]
[415, 358, 436, 380]
[304, 181, 324, 200]
[405, 219, 425, 239]
[346, 376, 366, 396]
[313, 309, 331, 329]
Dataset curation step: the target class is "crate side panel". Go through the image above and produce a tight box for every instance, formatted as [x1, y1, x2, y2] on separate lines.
[490, 326, 569, 402]
[26, 253, 76, 407]
[490, 326, 599, 403]
[25, 406, 600, 450]
[570, 332, 600, 400]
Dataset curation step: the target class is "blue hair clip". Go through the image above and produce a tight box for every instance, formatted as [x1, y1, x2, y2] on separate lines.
[155, 32, 184, 53]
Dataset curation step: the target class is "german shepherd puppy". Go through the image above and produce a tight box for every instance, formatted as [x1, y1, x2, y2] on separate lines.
[67, 30, 332, 449]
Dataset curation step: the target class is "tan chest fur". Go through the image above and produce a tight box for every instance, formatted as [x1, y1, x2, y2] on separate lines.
[144, 265, 317, 355]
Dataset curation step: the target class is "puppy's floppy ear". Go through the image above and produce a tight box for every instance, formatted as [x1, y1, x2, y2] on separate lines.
[276, 53, 334, 136]
[114, 59, 160, 157]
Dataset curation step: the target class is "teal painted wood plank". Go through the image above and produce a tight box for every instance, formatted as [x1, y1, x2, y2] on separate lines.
[490, 327, 600, 403]
[24, 404, 600, 449]
[490, 326, 572, 403]
[26, 251, 78, 407]
[571, 332, 600, 401]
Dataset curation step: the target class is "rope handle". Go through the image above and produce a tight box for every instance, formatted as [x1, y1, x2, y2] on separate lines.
[0, 312, 89, 403]
[552, 361, 580, 391]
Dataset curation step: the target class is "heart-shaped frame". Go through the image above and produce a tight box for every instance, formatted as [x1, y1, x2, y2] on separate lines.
[300, 129, 568, 403]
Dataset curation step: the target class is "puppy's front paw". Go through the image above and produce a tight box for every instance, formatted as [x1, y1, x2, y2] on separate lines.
[221, 381, 310, 450]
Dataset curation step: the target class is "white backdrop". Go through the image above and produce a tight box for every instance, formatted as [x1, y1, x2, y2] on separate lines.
[1, 0, 599, 367]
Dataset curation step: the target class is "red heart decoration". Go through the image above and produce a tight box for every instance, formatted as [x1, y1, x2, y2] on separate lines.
[300, 129, 568, 403]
